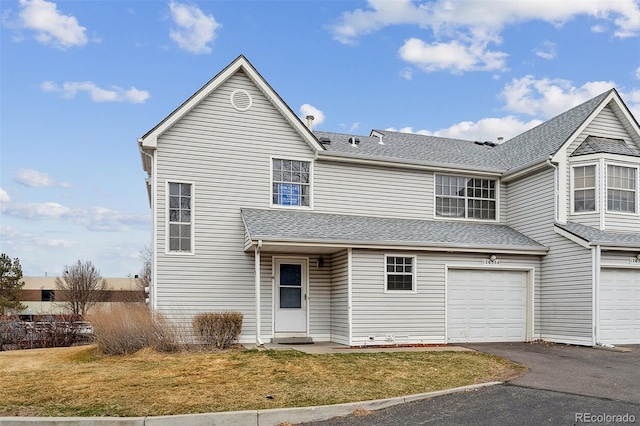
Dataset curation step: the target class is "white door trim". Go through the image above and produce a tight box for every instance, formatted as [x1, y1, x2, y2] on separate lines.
[272, 256, 309, 337]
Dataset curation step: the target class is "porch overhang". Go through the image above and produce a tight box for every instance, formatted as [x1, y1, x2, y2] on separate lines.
[241, 208, 549, 255]
[555, 222, 640, 251]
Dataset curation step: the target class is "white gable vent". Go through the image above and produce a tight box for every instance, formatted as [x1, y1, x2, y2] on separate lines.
[230, 89, 253, 111]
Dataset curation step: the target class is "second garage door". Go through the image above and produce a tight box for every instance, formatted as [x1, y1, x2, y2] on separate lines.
[600, 268, 640, 345]
[448, 269, 529, 343]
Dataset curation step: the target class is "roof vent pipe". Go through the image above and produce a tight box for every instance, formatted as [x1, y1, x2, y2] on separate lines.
[306, 115, 314, 131]
[497, 136, 504, 144]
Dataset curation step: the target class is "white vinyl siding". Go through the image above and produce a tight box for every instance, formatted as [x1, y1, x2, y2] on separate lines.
[349, 249, 540, 346]
[154, 71, 316, 343]
[330, 250, 349, 345]
[507, 169, 593, 345]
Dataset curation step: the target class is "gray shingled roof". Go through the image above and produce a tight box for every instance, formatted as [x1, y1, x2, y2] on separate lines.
[482, 90, 613, 173]
[571, 135, 640, 157]
[314, 130, 507, 172]
[242, 208, 547, 252]
[556, 222, 640, 248]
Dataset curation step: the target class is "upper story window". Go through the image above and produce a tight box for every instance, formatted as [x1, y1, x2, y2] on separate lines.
[272, 159, 311, 207]
[385, 255, 416, 292]
[607, 165, 636, 213]
[435, 175, 496, 220]
[168, 182, 192, 252]
[573, 165, 597, 212]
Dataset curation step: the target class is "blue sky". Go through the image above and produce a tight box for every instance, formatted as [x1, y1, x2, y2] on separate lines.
[1, 0, 640, 278]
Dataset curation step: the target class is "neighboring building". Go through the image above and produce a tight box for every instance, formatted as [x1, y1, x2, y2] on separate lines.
[17, 276, 144, 319]
[138, 55, 640, 347]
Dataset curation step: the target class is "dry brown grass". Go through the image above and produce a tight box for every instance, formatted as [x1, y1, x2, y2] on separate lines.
[0, 345, 523, 417]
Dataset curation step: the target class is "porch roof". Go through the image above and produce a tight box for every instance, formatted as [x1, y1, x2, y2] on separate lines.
[555, 222, 640, 249]
[241, 208, 548, 254]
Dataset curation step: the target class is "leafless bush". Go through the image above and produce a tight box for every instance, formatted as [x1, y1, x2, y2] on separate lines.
[87, 303, 180, 355]
[0, 317, 26, 351]
[192, 312, 243, 349]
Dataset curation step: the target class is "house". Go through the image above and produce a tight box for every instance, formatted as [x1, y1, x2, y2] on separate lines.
[138, 55, 640, 347]
[17, 276, 144, 320]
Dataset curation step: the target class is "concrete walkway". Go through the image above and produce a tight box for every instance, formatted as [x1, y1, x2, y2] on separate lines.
[260, 341, 474, 354]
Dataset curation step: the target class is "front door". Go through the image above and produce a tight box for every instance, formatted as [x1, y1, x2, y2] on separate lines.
[274, 258, 307, 335]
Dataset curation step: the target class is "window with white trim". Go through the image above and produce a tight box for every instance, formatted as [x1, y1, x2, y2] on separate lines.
[435, 175, 496, 220]
[168, 182, 192, 252]
[385, 256, 415, 291]
[573, 165, 597, 212]
[607, 165, 637, 213]
[272, 159, 311, 207]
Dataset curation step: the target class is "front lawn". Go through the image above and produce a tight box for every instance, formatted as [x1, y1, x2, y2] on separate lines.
[0, 345, 523, 417]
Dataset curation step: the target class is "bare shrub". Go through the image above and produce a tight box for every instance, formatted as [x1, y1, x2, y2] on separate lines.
[87, 303, 180, 355]
[192, 312, 243, 349]
[0, 317, 26, 351]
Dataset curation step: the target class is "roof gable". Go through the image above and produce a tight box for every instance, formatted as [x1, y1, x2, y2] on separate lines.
[494, 90, 613, 174]
[139, 55, 324, 152]
[571, 136, 640, 157]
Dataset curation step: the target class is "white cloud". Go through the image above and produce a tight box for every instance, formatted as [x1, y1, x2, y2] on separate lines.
[1, 201, 148, 232]
[169, 1, 220, 54]
[400, 67, 413, 80]
[399, 37, 508, 73]
[635, 67, 640, 80]
[0, 188, 10, 203]
[299, 104, 325, 126]
[15, 168, 70, 188]
[414, 116, 543, 141]
[501, 76, 615, 118]
[623, 88, 640, 123]
[534, 40, 556, 60]
[14, 0, 88, 49]
[41, 81, 150, 103]
[332, 0, 640, 73]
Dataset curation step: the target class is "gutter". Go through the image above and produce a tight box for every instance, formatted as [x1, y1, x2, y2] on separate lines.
[248, 238, 548, 255]
[255, 240, 264, 346]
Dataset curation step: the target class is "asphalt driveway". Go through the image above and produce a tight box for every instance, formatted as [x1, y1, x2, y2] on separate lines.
[464, 342, 640, 405]
[304, 342, 640, 425]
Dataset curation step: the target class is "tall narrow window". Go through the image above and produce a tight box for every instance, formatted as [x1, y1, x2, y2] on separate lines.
[168, 182, 192, 252]
[272, 159, 311, 207]
[607, 165, 636, 213]
[573, 165, 596, 212]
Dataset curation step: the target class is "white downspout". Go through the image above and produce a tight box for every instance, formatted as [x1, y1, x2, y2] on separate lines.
[593, 244, 604, 347]
[546, 157, 559, 223]
[347, 248, 353, 346]
[255, 240, 264, 346]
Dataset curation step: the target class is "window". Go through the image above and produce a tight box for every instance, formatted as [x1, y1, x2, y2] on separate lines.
[607, 165, 637, 213]
[573, 165, 597, 212]
[272, 159, 310, 207]
[168, 182, 192, 252]
[385, 256, 415, 291]
[435, 175, 496, 219]
[41, 289, 55, 302]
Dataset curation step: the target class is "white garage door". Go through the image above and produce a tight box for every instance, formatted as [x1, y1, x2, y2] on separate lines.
[600, 268, 640, 345]
[448, 269, 528, 343]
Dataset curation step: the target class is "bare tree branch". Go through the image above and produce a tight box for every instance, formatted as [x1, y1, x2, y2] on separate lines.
[55, 260, 107, 317]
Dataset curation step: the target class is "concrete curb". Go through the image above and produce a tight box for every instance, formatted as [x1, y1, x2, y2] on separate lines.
[0, 381, 502, 426]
